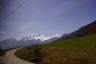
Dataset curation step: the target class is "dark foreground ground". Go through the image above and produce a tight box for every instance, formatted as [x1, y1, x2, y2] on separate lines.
[15, 34, 96, 64]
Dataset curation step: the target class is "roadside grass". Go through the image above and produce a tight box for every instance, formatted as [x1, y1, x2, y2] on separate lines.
[15, 34, 96, 64]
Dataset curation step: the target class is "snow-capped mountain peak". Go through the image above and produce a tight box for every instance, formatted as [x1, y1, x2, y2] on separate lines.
[0, 34, 62, 49]
[22, 34, 62, 41]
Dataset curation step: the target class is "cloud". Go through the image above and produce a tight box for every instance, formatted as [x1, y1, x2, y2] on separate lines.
[31, 0, 91, 18]
[0, 30, 11, 34]
[48, 0, 91, 17]
[0, 30, 12, 41]
[15, 21, 37, 32]
[0, 0, 94, 41]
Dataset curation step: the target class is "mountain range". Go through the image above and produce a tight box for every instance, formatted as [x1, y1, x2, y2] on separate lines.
[0, 20, 96, 49]
[0, 34, 62, 49]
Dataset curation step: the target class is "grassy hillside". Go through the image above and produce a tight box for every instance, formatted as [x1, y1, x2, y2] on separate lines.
[15, 34, 96, 64]
[60, 20, 96, 40]
[41, 34, 96, 49]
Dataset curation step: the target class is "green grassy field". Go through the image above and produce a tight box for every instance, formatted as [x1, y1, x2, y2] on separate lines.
[15, 34, 96, 64]
[41, 34, 96, 50]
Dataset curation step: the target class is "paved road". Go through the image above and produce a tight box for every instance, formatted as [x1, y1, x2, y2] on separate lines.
[0, 48, 35, 64]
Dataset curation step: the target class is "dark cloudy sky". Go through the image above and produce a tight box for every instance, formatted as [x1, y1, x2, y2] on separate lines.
[0, 0, 96, 40]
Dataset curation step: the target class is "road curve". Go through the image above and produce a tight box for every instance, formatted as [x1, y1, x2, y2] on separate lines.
[5, 48, 35, 64]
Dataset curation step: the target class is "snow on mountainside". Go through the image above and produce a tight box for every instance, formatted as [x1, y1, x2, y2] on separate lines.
[0, 34, 62, 49]
[21, 34, 62, 41]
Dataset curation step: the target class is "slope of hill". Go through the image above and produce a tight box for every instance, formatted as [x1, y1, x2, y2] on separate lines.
[41, 34, 96, 48]
[60, 20, 96, 40]
[15, 34, 96, 64]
